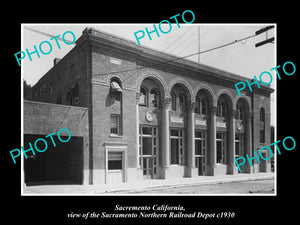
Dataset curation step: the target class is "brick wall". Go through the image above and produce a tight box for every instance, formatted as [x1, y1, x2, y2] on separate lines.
[31, 43, 89, 108]
[23, 100, 90, 183]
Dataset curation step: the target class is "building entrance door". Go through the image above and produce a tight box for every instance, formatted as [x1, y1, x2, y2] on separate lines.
[195, 130, 206, 175]
[139, 126, 158, 179]
[216, 132, 226, 164]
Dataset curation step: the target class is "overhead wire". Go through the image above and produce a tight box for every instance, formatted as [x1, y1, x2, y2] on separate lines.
[24, 26, 75, 44]
[93, 31, 259, 77]
[160, 26, 196, 53]
[175, 26, 215, 57]
[25, 26, 269, 81]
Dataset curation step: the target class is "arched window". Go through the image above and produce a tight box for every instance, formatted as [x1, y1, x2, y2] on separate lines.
[217, 99, 227, 118]
[139, 86, 147, 106]
[171, 92, 177, 111]
[236, 104, 244, 120]
[178, 94, 185, 112]
[110, 79, 123, 136]
[201, 98, 207, 115]
[195, 96, 201, 114]
[150, 89, 159, 108]
[221, 102, 226, 117]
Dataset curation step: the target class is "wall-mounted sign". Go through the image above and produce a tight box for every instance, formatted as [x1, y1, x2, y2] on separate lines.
[170, 116, 184, 123]
[217, 121, 226, 128]
[195, 119, 206, 126]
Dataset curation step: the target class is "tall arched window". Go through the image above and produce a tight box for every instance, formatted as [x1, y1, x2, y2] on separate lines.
[195, 96, 201, 114]
[221, 102, 226, 117]
[171, 92, 177, 111]
[150, 89, 159, 108]
[201, 98, 207, 115]
[236, 104, 244, 120]
[178, 94, 185, 113]
[217, 100, 227, 117]
[139, 86, 147, 106]
[195, 96, 207, 115]
[110, 79, 123, 136]
[260, 107, 265, 143]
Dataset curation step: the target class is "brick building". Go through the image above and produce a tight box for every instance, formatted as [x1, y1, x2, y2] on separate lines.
[26, 27, 273, 185]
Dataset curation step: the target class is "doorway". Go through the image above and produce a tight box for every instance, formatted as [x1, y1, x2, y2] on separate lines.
[260, 152, 267, 172]
[195, 130, 206, 175]
[216, 132, 226, 164]
[139, 126, 158, 179]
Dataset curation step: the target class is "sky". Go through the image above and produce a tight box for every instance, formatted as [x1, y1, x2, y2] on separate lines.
[21, 23, 276, 125]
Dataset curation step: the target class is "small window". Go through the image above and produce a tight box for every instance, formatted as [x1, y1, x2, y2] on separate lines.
[195, 131, 202, 138]
[170, 129, 179, 137]
[66, 83, 79, 106]
[142, 127, 152, 135]
[139, 87, 147, 106]
[108, 152, 122, 170]
[110, 114, 120, 135]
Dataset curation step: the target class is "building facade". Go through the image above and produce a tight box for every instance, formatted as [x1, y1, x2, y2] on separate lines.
[28, 27, 273, 185]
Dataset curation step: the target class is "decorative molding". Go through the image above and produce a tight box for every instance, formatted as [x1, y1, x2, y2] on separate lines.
[189, 101, 197, 110]
[136, 92, 142, 104]
[210, 106, 218, 115]
[162, 97, 171, 109]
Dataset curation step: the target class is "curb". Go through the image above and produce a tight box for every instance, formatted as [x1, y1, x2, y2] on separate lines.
[97, 175, 275, 194]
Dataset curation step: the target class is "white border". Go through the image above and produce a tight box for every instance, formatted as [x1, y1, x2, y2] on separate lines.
[21, 23, 277, 197]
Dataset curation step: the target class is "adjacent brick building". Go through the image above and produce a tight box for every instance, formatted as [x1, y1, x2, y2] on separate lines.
[26, 27, 274, 185]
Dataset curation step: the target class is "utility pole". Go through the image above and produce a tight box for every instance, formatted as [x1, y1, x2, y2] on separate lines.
[255, 26, 275, 47]
[198, 25, 200, 64]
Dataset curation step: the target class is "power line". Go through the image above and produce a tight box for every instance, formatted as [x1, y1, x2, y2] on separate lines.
[176, 26, 215, 58]
[160, 26, 196, 53]
[24, 27, 75, 44]
[167, 27, 198, 54]
[94, 32, 259, 77]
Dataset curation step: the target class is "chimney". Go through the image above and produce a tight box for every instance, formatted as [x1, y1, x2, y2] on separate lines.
[53, 58, 61, 66]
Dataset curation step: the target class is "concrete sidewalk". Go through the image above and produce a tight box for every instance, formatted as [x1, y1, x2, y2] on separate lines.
[23, 172, 275, 195]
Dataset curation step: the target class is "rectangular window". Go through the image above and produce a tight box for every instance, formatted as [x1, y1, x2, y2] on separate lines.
[110, 114, 120, 135]
[142, 127, 152, 135]
[108, 152, 122, 170]
[142, 137, 152, 155]
[66, 83, 79, 106]
[170, 128, 184, 165]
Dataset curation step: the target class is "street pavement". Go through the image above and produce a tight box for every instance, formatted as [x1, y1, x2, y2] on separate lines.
[23, 172, 275, 195]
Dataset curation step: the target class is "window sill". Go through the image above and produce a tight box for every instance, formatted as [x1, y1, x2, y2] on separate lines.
[109, 134, 123, 138]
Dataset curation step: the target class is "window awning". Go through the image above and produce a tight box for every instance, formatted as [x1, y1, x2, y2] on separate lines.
[110, 81, 122, 92]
